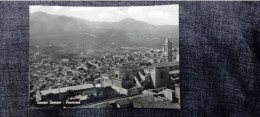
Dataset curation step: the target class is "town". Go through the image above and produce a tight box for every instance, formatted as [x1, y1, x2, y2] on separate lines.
[30, 38, 180, 109]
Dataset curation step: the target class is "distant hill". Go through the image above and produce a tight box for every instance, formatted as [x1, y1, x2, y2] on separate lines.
[30, 11, 179, 50]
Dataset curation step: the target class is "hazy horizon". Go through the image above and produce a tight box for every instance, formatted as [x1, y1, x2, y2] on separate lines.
[29, 5, 179, 26]
[31, 11, 177, 26]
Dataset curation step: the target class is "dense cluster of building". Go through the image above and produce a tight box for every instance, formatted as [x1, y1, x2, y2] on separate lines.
[93, 38, 180, 108]
[30, 38, 180, 108]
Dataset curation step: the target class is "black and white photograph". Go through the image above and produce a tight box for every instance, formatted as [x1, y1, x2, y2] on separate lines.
[29, 5, 180, 109]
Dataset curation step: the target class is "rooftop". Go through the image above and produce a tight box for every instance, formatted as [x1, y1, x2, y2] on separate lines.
[169, 70, 180, 74]
[152, 61, 179, 67]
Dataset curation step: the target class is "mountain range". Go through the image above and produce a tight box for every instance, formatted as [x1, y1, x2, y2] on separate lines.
[30, 11, 179, 50]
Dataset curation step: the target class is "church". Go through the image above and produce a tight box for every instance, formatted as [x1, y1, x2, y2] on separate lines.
[161, 38, 173, 62]
[100, 38, 179, 96]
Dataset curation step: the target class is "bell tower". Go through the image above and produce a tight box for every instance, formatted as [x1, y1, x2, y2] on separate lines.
[161, 38, 172, 62]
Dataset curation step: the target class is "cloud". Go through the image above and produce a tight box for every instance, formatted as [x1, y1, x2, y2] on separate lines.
[98, 11, 114, 21]
[148, 10, 170, 20]
[146, 6, 179, 25]
[29, 6, 42, 13]
[69, 7, 94, 12]
[115, 10, 124, 15]
[127, 7, 144, 14]
[53, 6, 62, 11]
[30, 5, 179, 25]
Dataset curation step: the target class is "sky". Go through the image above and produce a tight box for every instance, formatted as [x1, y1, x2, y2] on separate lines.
[29, 5, 179, 26]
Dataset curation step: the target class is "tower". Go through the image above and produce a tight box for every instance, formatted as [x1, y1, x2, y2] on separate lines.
[161, 38, 172, 62]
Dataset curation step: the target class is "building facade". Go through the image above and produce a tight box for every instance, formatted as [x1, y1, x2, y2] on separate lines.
[143, 62, 179, 88]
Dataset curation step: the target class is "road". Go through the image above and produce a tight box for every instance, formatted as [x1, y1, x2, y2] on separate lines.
[73, 94, 147, 108]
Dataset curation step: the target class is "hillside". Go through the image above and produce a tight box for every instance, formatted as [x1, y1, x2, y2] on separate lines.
[30, 11, 179, 51]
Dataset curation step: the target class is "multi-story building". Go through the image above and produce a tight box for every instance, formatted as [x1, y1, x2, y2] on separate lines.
[143, 62, 179, 88]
